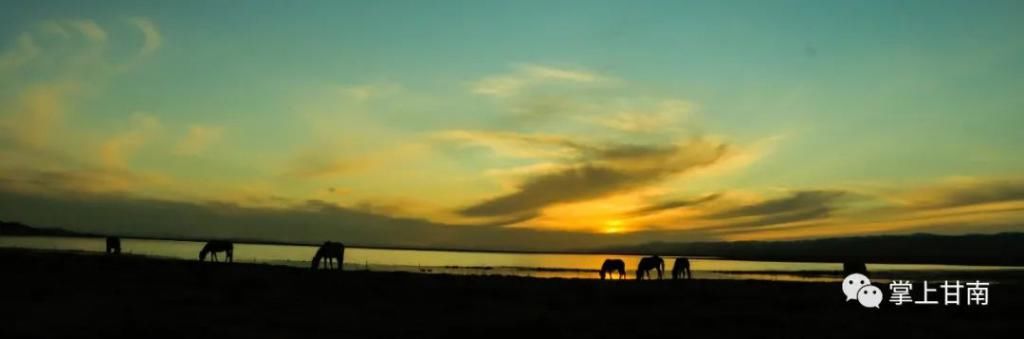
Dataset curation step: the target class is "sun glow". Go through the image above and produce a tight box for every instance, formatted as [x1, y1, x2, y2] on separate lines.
[602, 219, 625, 234]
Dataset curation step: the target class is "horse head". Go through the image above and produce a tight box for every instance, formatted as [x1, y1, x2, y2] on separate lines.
[311, 254, 322, 270]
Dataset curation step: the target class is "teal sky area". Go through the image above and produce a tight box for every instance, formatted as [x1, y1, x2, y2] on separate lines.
[2, 1, 1022, 249]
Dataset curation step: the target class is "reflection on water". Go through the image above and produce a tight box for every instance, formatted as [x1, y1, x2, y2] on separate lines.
[2, 236, 1020, 282]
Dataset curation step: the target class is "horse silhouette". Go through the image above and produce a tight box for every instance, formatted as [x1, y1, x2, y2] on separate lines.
[599, 259, 626, 280]
[199, 240, 233, 262]
[672, 257, 691, 280]
[311, 241, 345, 270]
[843, 261, 867, 275]
[105, 237, 121, 255]
[636, 256, 665, 280]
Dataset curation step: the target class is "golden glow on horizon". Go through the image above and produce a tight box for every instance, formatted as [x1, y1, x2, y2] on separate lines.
[602, 219, 625, 234]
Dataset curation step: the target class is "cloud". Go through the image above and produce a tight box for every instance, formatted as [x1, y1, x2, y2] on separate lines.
[39, 21, 71, 38]
[900, 178, 1024, 209]
[627, 193, 721, 216]
[692, 190, 847, 231]
[458, 138, 731, 217]
[520, 64, 603, 82]
[709, 190, 845, 219]
[285, 154, 370, 179]
[0, 83, 77, 148]
[434, 130, 591, 159]
[70, 20, 108, 43]
[582, 99, 694, 133]
[0, 33, 40, 70]
[175, 125, 223, 156]
[334, 82, 401, 102]
[127, 17, 161, 56]
[471, 64, 608, 97]
[98, 113, 161, 169]
[0, 167, 165, 196]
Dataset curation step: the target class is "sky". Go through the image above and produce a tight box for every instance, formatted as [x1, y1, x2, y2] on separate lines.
[1, 0, 1023, 251]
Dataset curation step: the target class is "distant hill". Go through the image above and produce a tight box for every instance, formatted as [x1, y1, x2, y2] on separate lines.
[0, 220, 90, 237]
[600, 233, 1024, 266]
[3, 218, 1022, 266]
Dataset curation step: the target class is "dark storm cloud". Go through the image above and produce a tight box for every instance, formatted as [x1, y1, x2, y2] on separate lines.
[458, 140, 730, 217]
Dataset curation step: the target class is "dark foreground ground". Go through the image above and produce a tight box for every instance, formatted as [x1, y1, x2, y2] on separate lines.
[1, 249, 1020, 338]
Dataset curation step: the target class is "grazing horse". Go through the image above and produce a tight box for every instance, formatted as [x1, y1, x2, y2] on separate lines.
[105, 237, 121, 255]
[599, 259, 626, 280]
[636, 256, 665, 280]
[311, 241, 345, 270]
[199, 240, 234, 262]
[672, 257, 691, 280]
[843, 261, 867, 275]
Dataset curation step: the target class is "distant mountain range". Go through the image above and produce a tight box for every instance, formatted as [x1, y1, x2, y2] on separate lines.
[599, 233, 1024, 266]
[3, 219, 1022, 266]
[0, 220, 93, 237]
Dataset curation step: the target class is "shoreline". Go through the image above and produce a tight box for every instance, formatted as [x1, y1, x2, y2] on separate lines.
[3, 233, 1022, 267]
[1, 247, 1020, 338]
[7, 243, 1024, 285]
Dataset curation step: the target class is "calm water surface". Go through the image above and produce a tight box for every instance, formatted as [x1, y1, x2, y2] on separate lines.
[2, 236, 1019, 282]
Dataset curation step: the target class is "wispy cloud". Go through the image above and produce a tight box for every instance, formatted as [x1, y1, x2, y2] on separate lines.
[627, 193, 721, 216]
[700, 190, 846, 231]
[283, 141, 429, 179]
[897, 177, 1024, 209]
[174, 125, 223, 156]
[457, 137, 731, 218]
[335, 82, 401, 102]
[284, 153, 371, 179]
[581, 99, 694, 133]
[0, 83, 77, 149]
[70, 20, 108, 43]
[471, 64, 609, 97]
[434, 130, 590, 159]
[99, 113, 161, 169]
[0, 33, 39, 70]
[127, 17, 161, 56]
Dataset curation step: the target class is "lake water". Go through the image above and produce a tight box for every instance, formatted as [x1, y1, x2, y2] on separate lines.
[2, 236, 1020, 282]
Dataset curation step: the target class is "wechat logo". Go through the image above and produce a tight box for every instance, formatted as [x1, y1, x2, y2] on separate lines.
[842, 273, 882, 308]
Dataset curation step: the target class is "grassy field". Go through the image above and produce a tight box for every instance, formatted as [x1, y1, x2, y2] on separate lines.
[0, 248, 1019, 338]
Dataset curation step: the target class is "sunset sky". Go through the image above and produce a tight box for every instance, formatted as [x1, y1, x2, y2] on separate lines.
[2, 0, 1023, 250]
